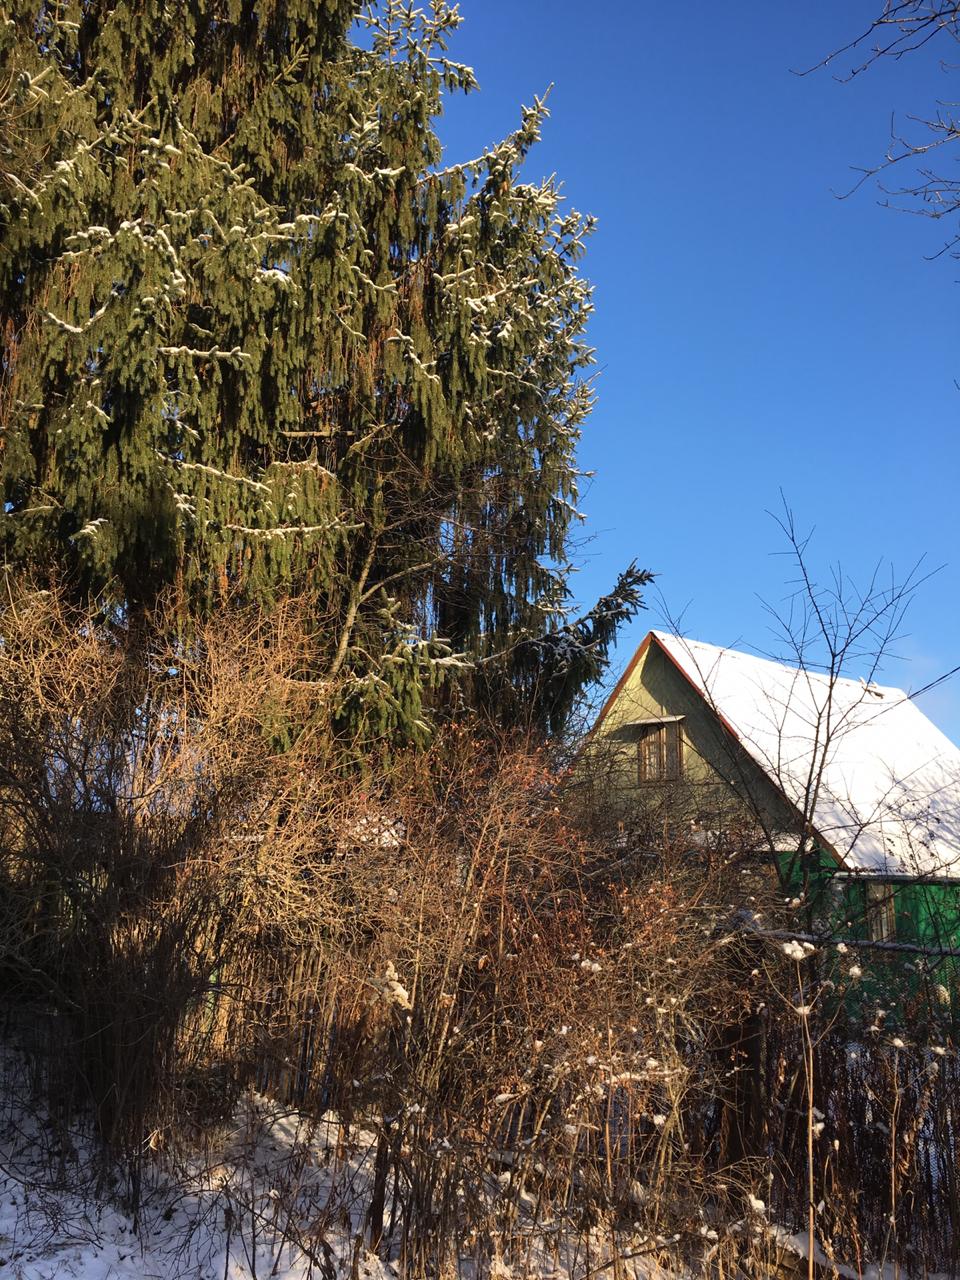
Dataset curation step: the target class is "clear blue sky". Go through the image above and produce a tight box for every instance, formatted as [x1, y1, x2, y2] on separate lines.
[433, 3, 960, 738]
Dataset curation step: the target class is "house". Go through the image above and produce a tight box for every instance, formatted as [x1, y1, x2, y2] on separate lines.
[584, 631, 960, 958]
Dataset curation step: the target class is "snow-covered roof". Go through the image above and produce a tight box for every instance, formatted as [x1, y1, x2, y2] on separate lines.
[649, 631, 960, 880]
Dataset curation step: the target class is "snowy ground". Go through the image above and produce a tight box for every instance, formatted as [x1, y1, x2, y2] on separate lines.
[1, 1056, 951, 1280]
[0, 1084, 678, 1280]
[0, 1098, 386, 1280]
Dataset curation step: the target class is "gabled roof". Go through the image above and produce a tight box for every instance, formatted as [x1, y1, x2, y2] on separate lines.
[608, 631, 960, 880]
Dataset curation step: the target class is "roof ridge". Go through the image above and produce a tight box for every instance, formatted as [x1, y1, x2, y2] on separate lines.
[652, 630, 908, 699]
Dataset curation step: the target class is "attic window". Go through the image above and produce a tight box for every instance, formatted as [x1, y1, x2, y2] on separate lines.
[636, 719, 683, 783]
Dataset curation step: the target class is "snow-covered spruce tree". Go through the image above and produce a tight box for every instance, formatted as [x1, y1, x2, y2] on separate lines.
[0, 0, 647, 739]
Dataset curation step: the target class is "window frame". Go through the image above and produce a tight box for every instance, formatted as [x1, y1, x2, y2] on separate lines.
[636, 718, 684, 784]
[865, 881, 896, 943]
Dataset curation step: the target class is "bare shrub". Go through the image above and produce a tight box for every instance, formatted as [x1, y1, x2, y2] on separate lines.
[0, 584, 330, 1178]
[238, 736, 779, 1275]
[0, 583, 756, 1269]
[2, 583, 958, 1277]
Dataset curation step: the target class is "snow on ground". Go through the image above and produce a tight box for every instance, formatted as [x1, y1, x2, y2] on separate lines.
[769, 1226, 958, 1280]
[0, 1080, 675, 1280]
[0, 1091, 400, 1280]
[6, 1052, 950, 1280]
[4, 1094, 953, 1279]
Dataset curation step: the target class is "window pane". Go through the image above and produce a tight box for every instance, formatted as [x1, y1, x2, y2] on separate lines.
[664, 722, 681, 779]
[639, 731, 663, 781]
[866, 883, 895, 942]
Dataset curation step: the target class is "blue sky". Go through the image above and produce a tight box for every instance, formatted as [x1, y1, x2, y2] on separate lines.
[433, 3, 960, 738]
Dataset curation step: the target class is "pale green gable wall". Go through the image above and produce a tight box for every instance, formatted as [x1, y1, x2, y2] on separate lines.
[584, 640, 801, 844]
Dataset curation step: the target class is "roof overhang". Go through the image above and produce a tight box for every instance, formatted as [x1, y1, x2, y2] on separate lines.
[621, 715, 685, 729]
